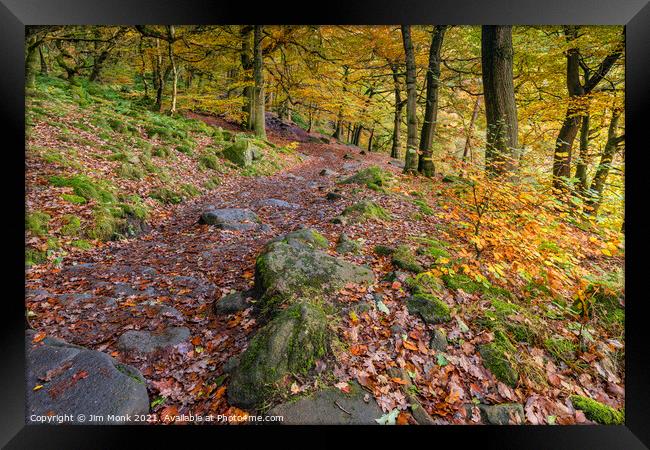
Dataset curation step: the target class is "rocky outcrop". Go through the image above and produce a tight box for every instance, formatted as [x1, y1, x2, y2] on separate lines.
[254, 228, 374, 312]
[199, 208, 262, 231]
[26, 331, 149, 424]
[117, 327, 190, 354]
[267, 382, 383, 425]
[227, 301, 330, 409]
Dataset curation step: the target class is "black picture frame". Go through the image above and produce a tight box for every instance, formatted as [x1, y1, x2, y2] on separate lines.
[2, 1, 648, 447]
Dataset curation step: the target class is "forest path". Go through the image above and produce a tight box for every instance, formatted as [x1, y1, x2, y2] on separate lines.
[25, 114, 414, 415]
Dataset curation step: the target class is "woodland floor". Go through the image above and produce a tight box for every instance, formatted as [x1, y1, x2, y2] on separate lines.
[26, 111, 625, 425]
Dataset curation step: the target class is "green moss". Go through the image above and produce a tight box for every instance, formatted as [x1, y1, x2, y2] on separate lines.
[544, 336, 577, 362]
[26, 211, 51, 236]
[26, 248, 47, 266]
[198, 154, 219, 170]
[175, 143, 193, 154]
[392, 245, 424, 273]
[413, 237, 450, 259]
[71, 239, 92, 250]
[340, 166, 393, 190]
[152, 146, 172, 158]
[479, 331, 519, 387]
[406, 293, 451, 324]
[442, 273, 486, 294]
[150, 187, 183, 204]
[117, 162, 145, 180]
[49, 175, 116, 203]
[405, 272, 444, 295]
[60, 215, 81, 236]
[339, 200, 391, 223]
[413, 199, 434, 216]
[229, 300, 331, 408]
[180, 183, 201, 198]
[61, 194, 87, 204]
[86, 208, 122, 241]
[204, 176, 222, 190]
[570, 395, 624, 425]
[374, 245, 395, 256]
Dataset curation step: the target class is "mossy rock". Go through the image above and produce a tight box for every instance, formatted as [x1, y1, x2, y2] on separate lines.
[222, 139, 258, 167]
[149, 187, 183, 204]
[334, 201, 391, 225]
[570, 395, 624, 425]
[26, 248, 47, 266]
[442, 273, 487, 294]
[405, 272, 444, 295]
[406, 294, 451, 324]
[340, 166, 393, 190]
[336, 233, 362, 255]
[392, 245, 424, 273]
[227, 301, 331, 409]
[255, 229, 374, 314]
[198, 154, 220, 170]
[480, 298, 542, 345]
[479, 331, 519, 387]
[413, 237, 450, 259]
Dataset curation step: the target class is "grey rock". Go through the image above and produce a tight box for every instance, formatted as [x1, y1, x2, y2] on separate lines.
[319, 169, 338, 177]
[134, 301, 184, 321]
[259, 198, 300, 209]
[267, 382, 382, 425]
[326, 192, 344, 201]
[478, 403, 525, 425]
[117, 327, 190, 354]
[389, 159, 405, 168]
[343, 162, 361, 171]
[285, 173, 305, 181]
[200, 208, 261, 231]
[429, 328, 448, 351]
[214, 291, 251, 315]
[26, 331, 149, 424]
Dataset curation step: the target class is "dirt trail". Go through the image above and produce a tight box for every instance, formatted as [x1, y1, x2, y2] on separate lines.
[25, 115, 412, 415]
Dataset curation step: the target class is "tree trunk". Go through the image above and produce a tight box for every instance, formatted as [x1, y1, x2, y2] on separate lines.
[463, 96, 481, 162]
[367, 128, 374, 151]
[481, 25, 518, 177]
[574, 112, 590, 197]
[253, 25, 266, 139]
[418, 25, 447, 177]
[552, 26, 584, 190]
[390, 64, 403, 159]
[586, 109, 623, 215]
[25, 43, 39, 89]
[167, 26, 178, 115]
[401, 25, 419, 174]
[240, 26, 254, 130]
[552, 26, 623, 193]
[154, 38, 165, 112]
[38, 45, 48, 75]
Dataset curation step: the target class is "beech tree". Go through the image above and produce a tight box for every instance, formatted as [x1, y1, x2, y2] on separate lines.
[481, 25, 518, 177]
[401, 25, 419, 174]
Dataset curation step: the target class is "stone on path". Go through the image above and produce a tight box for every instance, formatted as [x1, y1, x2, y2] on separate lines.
[267, 382, 382, 425]
[26, 331, 149, 424]
[258, 198, 300, 209]
[319, 168, 338, 177]
[214, 291, 252, 315]
[117, 327, 190, 354]
[200, 208, 261, 231]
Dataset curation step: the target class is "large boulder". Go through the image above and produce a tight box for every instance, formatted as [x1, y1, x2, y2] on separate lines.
[255, 229, 374, 312]
[406, 294, 451, 324]
[227, 301, 330, 409]
[200, 208, 261, 231]
[214, 290, 252, 315]
[26, 331, 149, 424]
[222, 140, 259, 167]
[267, 382, 383, 424]
[117, 327, 190, 354]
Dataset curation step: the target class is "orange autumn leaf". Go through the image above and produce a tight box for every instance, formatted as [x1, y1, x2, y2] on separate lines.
[160, 405, 179, 423]
[391, 377, 408, 385]
[397, 412, 410, 425]
[191, 336, 202, 345]
[402, 341, 418, 351]
[350, 344, 367, 356]
[32, 331, 46, 343]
